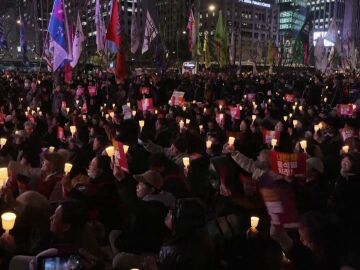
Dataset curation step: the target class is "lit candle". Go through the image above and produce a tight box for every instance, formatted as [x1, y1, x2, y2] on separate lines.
[139, 120, 145, 130]
[268, 99, 271, 104]
[314, 124, 320, 132]
[204, 108, 207, 113]
[192, 100, 196, 104]
[300, 140, 307, 151]
[132, 110, 136, 117]
[109, 112, 115, 119]
[219, 113, 224, 120]
[299, 105, 303, 111]
[123, 145, 129, 154]
[293, 120, 298, 127]
[250, 216, 259, 229]
[206, 140, 212, 149]
[289, 113, 293, 118]
[105, 146, 115, 158]
[105, 114, 109, 119]
[155, 109, 158, 114]
[342, 145, 349, 154]
[0, 168, 8, 188]
[36, 107, 40, 111]
[324, 97, 327, 103]
[182, 157, 190, 168]
[219, 105, 223, 111]
[27, 106, 30, 112]
[82, 115, 87, 121]
[25, 111, 28, 117]
[112, 103, 116, 108]
[252, 115, 256, 122]
[283, 116, 288, 121]
[228, 136, 235, 146]
[318, 122, 323, 130]
[127, 102, 131, 108]
[48, 146, 55, 153]
[1, 212, 16, 234]
[69, 126, 76, 137]
[185, 119, 190, 125]
[0, 138, 7, 149]
[76, 100, 80, 106]
[64, 163, 73, 175]
[182, 106, 186, 111]
[38, 111, 42, 116]
[66, 107, 70, 113]
[179, 120, 184, 129]
[271, 139, 277, 149]
[199, 124, 203, 131]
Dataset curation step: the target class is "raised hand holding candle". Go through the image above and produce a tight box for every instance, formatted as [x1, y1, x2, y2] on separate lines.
[206, 140, 212, 149]
[123, 145, 129, 154]
[182, 157, 190, 168]
[185, 119, 190, 125]
[69, 126, 76, 137]
[64, 163, 73, 175]
[250, 216, 259, 229]
[139, 120, 145, 130]
[228, 136, 235, 146]
[300, 140, 307, 151]
[314, 124, 320, 132]
[105, 146, 115, 158]
[271, 139, 277, 149]
[0, 168, 8, 188]
[0, 138, 7, 149]
[1, 212, 16, 234]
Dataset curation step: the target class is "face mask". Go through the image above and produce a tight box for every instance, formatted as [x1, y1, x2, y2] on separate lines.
[87, 169, 97, 179]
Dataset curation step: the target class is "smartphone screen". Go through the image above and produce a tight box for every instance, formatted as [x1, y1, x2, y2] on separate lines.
[41, 255, 82, 270]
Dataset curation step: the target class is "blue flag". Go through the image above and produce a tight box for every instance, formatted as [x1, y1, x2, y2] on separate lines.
[0, 17, 8, 50]
[48, 0, 71, 71]
[19, 14, 28, 64]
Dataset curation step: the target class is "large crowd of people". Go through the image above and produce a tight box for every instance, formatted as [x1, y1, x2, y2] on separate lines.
[0, 68, 359, 270]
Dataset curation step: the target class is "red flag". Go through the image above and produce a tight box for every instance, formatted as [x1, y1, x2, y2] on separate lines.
[64, 64, 72, 83]
[106, 0, 126, 83]
[106, 0, 121, 47]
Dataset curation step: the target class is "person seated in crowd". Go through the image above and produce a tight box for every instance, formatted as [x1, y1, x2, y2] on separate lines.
[8, 152, 65, 200]
[110, 168, 175, 269]
[4, 200, 100, 270]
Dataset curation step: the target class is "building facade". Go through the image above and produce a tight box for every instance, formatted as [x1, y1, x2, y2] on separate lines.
[199, 0, 279, 64]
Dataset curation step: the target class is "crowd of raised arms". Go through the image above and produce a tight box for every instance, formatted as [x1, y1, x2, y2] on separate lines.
[0, 68, 359, 270]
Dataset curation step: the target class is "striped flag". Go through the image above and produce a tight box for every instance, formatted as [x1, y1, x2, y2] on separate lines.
[0, 17, 8, 50]
[203, 31, 211, 69]
[214, 11, 229, 67]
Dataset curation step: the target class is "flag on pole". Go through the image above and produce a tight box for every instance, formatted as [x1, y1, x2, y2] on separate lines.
[142, 10, 158, 54]
[0, 17, 8, 50]
[130, 0, 139, 54]
[203, 31, 211, 69]
[229, 30, 235, 64]
[186, 9, 196, 53]
[48, 0, 72, 71]
[325, 19, 337, 44]
[19, 13, 29, 65]
[70, 12, 85, 67]
[214, 11, 229, 68]
[292, 39, 303, 64]
[95, 0, 106, 53]
[106, 0, 126, 83]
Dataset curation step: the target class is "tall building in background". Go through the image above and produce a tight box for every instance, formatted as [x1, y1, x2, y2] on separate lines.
[199, 0, 279, 64]
[154, 0, 193, 62]
[307, 0, 345, 47]
[276, 0, 307, 64]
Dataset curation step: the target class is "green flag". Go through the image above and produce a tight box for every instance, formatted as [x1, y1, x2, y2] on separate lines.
[196, 29, 202, 57]
[292, 39, 303, 64]
[203, 32, 211, 68]
[215, 11, 229, 68]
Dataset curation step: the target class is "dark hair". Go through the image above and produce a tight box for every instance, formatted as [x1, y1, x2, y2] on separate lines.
[59, 200, 87, 230]
[95, 155, 113, 176]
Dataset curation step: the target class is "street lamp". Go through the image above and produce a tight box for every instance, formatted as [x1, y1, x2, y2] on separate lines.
[208, 5, 216, 12]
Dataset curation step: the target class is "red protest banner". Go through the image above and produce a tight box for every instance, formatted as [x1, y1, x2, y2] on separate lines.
[140, 86, 150, 95]
[169, 91, 185, 106]
[340, 128, 356, 141]
[285, 94, 295, 103]
[270, 151, 307, 177]
[137, 98, 154, 112]
[262, 129, 280, 145]
[88, 86, 97, 97]
[338, 104, 355, 116]
[113, 140, 129, 172]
